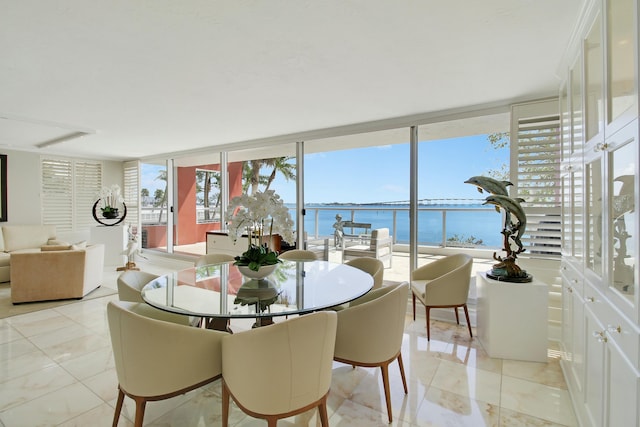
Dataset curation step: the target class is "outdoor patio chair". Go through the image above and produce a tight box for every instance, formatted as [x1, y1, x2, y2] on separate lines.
[342, 227, 393, 268]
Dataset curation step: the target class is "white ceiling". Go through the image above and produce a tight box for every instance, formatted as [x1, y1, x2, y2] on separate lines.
[0, 1, 584, 162]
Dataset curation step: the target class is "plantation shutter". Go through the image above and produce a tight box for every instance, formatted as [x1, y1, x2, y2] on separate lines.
[510, 99, 562, 258]
[74, 161, 102, 231]
[41, 158, 73, 232]
[123, 161, 140, 233]
[41, 157, 102, 233]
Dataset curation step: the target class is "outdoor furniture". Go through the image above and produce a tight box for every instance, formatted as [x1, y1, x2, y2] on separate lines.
[221, 311, 337, 427]
[410, 254, 473, 341]
[333, 282, 409, 423]
[342, 227, 393, 268]
[107, 301, 226, 427]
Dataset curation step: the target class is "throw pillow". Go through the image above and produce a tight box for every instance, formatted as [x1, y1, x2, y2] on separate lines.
[47, 239, 70, 246]
[71, 240, 87, 250]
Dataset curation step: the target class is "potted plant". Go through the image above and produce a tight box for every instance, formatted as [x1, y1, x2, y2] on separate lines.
[225, 190, 294, 277]
[98, 184, 124, 219]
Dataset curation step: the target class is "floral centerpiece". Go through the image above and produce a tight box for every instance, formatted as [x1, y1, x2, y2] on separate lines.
[98, 184, 124, 219]
[225, 190, 294, 272]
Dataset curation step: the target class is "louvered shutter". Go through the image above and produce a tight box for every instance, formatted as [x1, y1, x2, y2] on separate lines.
[41, 157, 102, 233]
[510, 99, 562, 258]
[41, 158, 73, 232]
[123, 161, 140, 233]
[74, 161, 102, 231]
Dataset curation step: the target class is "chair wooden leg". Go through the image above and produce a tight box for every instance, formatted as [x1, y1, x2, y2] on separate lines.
[112, 388, 125, 427]
[318, 398, 330, 427]
[222, 381, 230, 427]
[133, 397, 146, 427]
[425, 306, 431, 341]
[454, 306, 460, 324]
[463, 304, 473, 338]
[412, 293, 416, 320]
[380, 364, 393, 423]
[397, 353, 408, 394]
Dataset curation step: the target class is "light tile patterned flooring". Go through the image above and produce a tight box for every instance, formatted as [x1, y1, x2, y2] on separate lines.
[0, 258, 577, 426]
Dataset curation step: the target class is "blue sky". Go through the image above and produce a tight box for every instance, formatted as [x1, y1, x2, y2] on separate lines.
[274, 134, 508, 204]
[140, 134, 509, 205]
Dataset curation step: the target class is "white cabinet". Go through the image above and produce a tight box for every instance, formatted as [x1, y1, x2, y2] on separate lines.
[206, 232, 248, 257]
[560, 1, 640, 426]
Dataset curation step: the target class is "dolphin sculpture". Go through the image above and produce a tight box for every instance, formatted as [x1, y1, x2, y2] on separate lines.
[464, 176, 513, 196]
[483, 194, 527, 252]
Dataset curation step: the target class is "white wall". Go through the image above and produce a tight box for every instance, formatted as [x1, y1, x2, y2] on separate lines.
[2, 148, 123, 231]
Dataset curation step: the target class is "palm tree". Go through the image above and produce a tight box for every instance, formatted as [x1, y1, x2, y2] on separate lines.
[264, 157, 295, 191]
[244, 157, 296, 195]
[155, 169, 167, 224]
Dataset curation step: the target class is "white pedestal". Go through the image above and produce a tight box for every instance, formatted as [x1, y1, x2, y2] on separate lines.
[90, 225, 127, 266]
[476, 272, 548, 362]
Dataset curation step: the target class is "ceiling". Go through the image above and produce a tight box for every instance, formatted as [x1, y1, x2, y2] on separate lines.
[0, 1, 584, 162]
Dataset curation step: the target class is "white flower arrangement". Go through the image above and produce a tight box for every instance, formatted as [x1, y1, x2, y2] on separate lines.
[98, 184, 124, 212]
[225, 190, 295, 247]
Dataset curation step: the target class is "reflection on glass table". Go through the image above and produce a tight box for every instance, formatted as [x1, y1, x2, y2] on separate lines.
[141, 260, 374, 331]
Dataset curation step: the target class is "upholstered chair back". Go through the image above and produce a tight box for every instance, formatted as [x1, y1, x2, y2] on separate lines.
[334, 281, 408, 364]
[278, 249, 318, 261]
[221, 311, 337, 421]
[117, 270, 159, 303]
[107, 301, 224, 398]
[411, 253, 472, 306]
[345, 257, 384, 289]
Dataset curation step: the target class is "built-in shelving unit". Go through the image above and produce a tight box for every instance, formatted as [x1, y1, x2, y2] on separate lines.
[559, 0, 639, 425]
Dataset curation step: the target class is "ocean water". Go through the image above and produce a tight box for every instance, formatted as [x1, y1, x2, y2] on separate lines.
[292, 204, 503, 247]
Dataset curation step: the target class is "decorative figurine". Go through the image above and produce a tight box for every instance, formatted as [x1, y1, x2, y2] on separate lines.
[465, 176, 532, 282]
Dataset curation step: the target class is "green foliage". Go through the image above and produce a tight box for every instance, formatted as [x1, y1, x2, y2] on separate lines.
[487, 132, 510, 150]
[234, 244, 282, 271]
[446, 234, 484, 246]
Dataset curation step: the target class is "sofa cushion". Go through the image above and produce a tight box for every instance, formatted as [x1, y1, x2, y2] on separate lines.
[41, 244, 73, 251]
[2, 225, 57, 252]
[0, 252, 9, 268]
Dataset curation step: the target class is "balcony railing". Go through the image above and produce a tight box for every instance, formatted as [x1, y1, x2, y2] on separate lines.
[140, 204, 503, 250]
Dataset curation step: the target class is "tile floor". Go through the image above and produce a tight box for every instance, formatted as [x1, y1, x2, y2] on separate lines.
[0, 258, 577, 427]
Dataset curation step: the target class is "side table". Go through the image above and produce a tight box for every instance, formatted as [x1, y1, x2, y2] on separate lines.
[476, 272, 548, 362]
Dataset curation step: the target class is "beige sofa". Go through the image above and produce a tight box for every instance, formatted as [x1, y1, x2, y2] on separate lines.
[10, 243, 105, 303]
[0, 225, 58, 283]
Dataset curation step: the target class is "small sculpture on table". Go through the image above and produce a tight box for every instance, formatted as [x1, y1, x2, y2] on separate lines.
[465, 176, 532, 282]
[333, 214, 344, 247]
[117, 225, 140, 272]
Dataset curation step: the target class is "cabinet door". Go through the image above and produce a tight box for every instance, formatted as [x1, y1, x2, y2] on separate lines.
[606, 120, 638, 322]
[584, 9, 605, 144]
[606, 340, 640, 427]
[583, 305, 606, 427]
[571, 54, 585, 156]
[573, 164, 585, 260]
[585, 151, 604, 279]
[561, 265, 585, 395]
[605, 0, 637, 133]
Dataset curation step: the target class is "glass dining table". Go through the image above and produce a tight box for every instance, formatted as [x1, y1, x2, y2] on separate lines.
[141, 259, 374, 331]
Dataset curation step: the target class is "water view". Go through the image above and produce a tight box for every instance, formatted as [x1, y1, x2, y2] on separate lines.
[297, 203, 502, 248]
